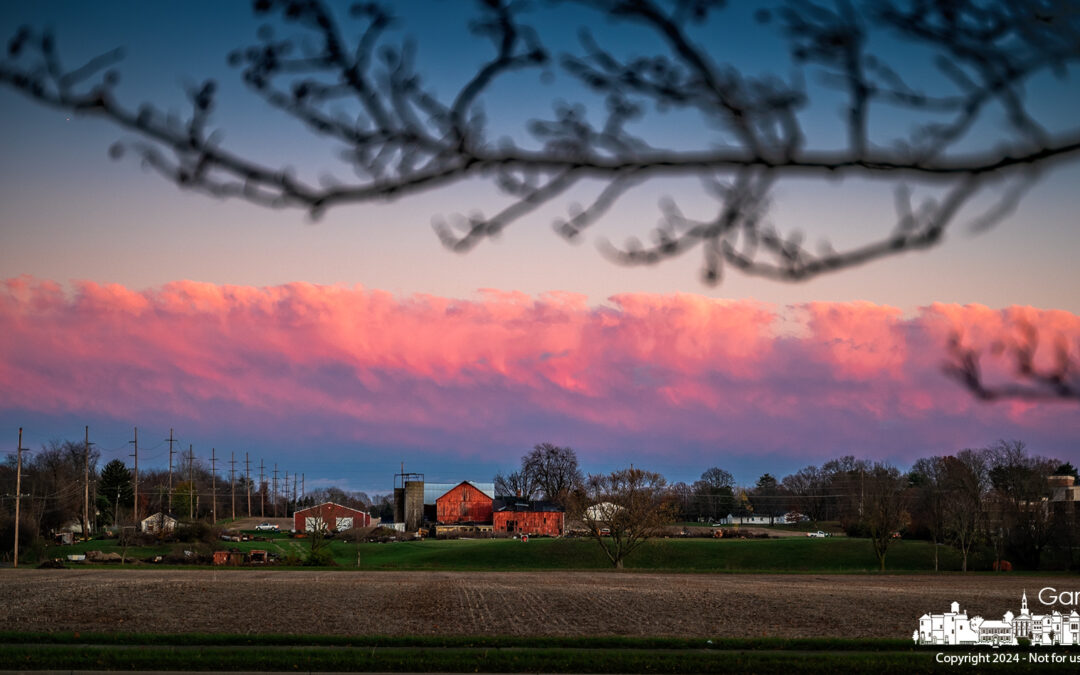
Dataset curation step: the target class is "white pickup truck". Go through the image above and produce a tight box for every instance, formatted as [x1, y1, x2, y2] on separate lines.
[805, 530, 829, 538]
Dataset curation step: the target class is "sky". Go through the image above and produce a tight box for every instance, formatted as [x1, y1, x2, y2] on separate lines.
[1, 1, 1078, 495]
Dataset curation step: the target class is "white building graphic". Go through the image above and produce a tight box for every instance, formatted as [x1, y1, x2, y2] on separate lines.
[916, 592, 1080, 646]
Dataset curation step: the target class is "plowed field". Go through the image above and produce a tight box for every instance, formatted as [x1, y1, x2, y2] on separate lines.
[1, 569, 1060, 638]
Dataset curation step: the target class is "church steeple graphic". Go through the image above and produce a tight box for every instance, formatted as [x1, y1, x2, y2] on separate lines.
[1022, 590, 1029, 615]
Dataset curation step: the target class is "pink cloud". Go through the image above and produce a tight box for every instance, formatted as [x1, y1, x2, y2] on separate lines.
[1, 276, 1077, 464]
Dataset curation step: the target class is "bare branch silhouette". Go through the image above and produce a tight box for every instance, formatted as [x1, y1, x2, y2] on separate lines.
[945, 321, 1080, 402]
[4, 0, 1079, 278]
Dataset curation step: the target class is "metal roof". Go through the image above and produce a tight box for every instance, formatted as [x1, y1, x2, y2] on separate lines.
[492, 497, 564, 512]
[422, 481, 495, 505]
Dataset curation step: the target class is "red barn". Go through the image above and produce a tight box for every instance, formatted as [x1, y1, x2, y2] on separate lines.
[293, 502, 371, 533]
[493, 498, 565, 536]
[435, 481, 494, 523]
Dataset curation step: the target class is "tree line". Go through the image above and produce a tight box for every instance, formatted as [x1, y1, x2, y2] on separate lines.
[5, 436, 1077, 572]
[494, 440, 1080, 571]
[0, 434, 343, 559]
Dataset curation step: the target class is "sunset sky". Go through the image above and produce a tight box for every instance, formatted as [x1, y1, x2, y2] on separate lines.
[1, 1, 1078, 496]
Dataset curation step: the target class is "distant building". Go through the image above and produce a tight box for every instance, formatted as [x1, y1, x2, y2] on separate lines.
[435, 481, 494, 524]
[140, 512, 178, 534]
[718, 514, 774, 525]
[293, 502, 371, 533]
[492, 497, 564, 536]
[585, 502, 621, 522]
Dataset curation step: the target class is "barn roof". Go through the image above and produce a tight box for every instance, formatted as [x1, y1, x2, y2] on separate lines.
[293, 501, 367, 515]
[424, 482, 495, 505]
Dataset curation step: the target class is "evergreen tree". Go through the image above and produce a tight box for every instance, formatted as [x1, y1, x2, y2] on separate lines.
[97, 459, 132, 526]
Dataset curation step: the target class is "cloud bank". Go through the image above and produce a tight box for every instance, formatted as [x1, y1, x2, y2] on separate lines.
[2, 276, 1078, 465]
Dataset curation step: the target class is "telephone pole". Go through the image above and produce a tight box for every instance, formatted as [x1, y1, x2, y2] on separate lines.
[210, 448, 217, 524]
[272, 464, 279, 518]
[229, 451, 237, 521]
[245, 453, 252, 517]
[129, 427, 139, 524]
[301, 473, 305, 505]
[258, 460, 265, 518]
[166, 428, 175, 513]
[83, 426, 91, 539]
[14, 428, 23, 568]
[284, 470, 289, 517]
[188, 445, 194, 519]
[292, 473, 298, 515]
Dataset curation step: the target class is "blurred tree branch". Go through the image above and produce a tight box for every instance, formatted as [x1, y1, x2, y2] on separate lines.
[945, 320, 1080, 402]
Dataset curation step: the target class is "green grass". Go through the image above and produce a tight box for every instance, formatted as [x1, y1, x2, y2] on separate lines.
[341, 536, 988, 572]
[41, 534, 995, 572]
[1, 633, 1063, 673]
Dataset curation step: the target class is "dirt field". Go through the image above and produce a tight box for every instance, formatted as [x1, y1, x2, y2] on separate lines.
[0, 569, 1061, 638]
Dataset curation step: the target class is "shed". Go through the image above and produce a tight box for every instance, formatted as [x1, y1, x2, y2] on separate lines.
[140, 512, 178, 534]
[435, 481, 494, 524]
[719, 514, 774, 525]
[293, 502, 371, 533]
[493, 498, 564, 536]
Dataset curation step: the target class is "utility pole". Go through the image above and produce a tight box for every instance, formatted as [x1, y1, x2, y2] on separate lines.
[258, 460, 265, 518]
[83, 425, 91, 539]
[245, 453, 252, 517]
[301, 473, 305, 506]
[188, 445, 194, 519]
[129, 427, 139, 524]
[14, 428, 23, 568]
[272, 464, 279, 518]
[229, 451, 236, 521]
[284, 470, 290, 517]
[166, 428, 175, 513]
[210, 448, 217, 524]
[293, 473, 298, 515]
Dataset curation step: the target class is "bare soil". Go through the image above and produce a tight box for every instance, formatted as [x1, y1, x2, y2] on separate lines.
[0, 570, 1060, 638]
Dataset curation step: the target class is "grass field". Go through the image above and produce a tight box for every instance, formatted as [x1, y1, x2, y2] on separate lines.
[41, 534, 997, 572]
[0, 632, 1067, 673]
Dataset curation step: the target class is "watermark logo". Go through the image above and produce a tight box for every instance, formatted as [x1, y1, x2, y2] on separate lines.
[914, 591, 1080, 646]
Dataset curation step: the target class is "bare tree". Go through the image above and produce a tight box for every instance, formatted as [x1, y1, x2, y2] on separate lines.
[782, 464, 830, 524]
[521, 443, 583, 507]
[863, 463, 909, 571]
[987, 439, 1060, 569]
[493, 469, 539, 499]
[942, 448, 989, 572]
[690, 466, 736, 522]
[2, 1, 1078, 282]
[581, 467, 674, 569]
[910, 456, 948, 572]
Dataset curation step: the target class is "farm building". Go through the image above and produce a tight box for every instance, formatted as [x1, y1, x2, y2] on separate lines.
[293, 502, 371, 533]
[435, 481, 494, 524]
[394, 475, 496, 530]
[140, 512, 178, 534]
[493, 497, 565, 536]
[717, 514, 774, 525]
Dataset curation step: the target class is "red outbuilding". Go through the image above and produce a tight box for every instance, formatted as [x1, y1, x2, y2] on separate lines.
[435, 481, 494, 524]
[293, 502, 371, 533]
[492, 498, 565, 536]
